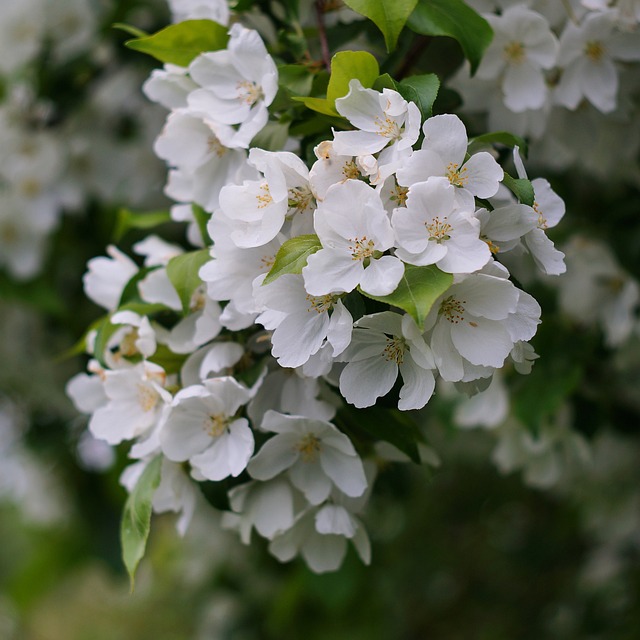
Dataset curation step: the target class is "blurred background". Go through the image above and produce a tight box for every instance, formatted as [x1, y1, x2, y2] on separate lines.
[1, 0, 640, 638]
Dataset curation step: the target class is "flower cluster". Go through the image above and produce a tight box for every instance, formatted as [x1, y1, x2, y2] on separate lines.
[67, 12, 570, 573]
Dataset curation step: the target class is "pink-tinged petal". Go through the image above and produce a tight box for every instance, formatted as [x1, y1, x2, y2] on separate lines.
[320, 448, 368, 498]
[451, 316, 513, 367]
[463, 152, 504, 199]
[247, 432, 300, 480]
[503, 61, 547, 112]
[339, 357, 398, 408]
[290, 459, 332, 504]
[398, 358, 436, 411]
[360, 255, 404, 296]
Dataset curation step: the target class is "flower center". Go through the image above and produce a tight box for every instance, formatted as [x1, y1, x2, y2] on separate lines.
[260, 253, 275, 270]
[206, 414, 228, 438]
[236, 80, 263, 106]
[532, 200, 547, 229]
[341, 161, 361, 180]
[383, 336, 406, 364]
[349, 236, 376, 261]
[426, 216, 452, 243]
[504, 41, 526, 64]
[305, 293, 336, 314]
[390, 184, 409, 207]
[256, 182, 273, 209]
[440, 296, 466, 324]
[374, 115, 401, 139]
[0, 222, 18, 244]
[120, 329, 140, 357]
[585, 40, 605, 62]
[481, 236, 501, 254]
[296, 433, 322, 463]
[288, 186, 314, 213]
[137, 383, 159, 412]
[207, 134, 227, 157]
[446, 162, 469, 187]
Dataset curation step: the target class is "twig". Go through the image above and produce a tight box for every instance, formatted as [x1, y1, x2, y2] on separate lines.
[315, 0, 331, 72]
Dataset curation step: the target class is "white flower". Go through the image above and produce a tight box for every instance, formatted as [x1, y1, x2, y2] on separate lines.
[477, 6, 559, 112]
[392, 177, 491, 273]
[302, 179, 404, 296]
[0, 0, 45, 74]
[83, 245, 138, 311]
[248, 411, 368, 505]
[160, 377, 254, 481]
[256, 274, 353, 369]
[168, 0, 230, 25]
[308, 140, 363, 201]
[187, 24, 278, 148]
[332, 80, 421, 156]
[555, 9, 640, 113]
[396, 114, 504, 209]
[143, 64, 198, 110]
[338, 312, 437, 410]
[89, 361, 170, 445]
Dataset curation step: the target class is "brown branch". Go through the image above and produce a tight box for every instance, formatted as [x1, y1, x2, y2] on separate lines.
[315, 0, 331, 72]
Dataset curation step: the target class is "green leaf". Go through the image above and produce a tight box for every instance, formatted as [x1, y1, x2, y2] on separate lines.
[263, 234, 322, 285]
[121, 455, 162, 591]
[192, 204, 211, 246]
[326, 50, 380, 105]
[468, 131, 528, 157]
[148, 344, 188, 375]
[502, 172, 535, 207]
[251, 121, 290, 151]
[278, 64, 315, 96]
[396, 73, 440, 119]
[118, 266, 161, 307]
[342, 0, 419, 52]
[294, 51, 379, 116]
[360, 264, 453, 330]
[166, 248, 211, 314]
[125, 19, 229, 66]
[113, 208, 172, 242]
[113, 22, 148, 38]
[373, 72, 397, 91]
[408, 0, 493, 75]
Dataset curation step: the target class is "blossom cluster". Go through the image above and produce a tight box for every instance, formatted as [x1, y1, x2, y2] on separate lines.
[66, 11, 573, 573]
[457, 0, 640, 182]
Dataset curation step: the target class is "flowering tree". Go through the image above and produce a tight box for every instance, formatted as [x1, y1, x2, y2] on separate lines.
[50, 0, 640, 588]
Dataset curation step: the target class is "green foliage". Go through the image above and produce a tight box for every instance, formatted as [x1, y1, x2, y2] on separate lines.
[395, 73, 440, 120]
[278, 64, 315, 97]
[407, 0, 493, 75]
[113, 209, 172, 242]
[361, 264, 453, 330]
[295, 51, 379, 116]
[263, 234, 322, 285]
[502, 172, 535, 207]
[191, 204, 211, 246]
[121, 456, 163, 591]
[125, 20, 229, 66]
[251, 121, 291, 151]
[166, 249, 211, 314]
[341, 0, 419, 52]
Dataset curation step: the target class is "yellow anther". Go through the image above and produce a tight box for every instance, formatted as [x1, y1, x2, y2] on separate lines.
[426, 216, 453, 243]
[504, 41, 526, 64]
[440, 296, 466, 324]
[296, 433, 322, 462]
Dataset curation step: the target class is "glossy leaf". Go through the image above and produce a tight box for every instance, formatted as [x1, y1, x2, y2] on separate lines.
[468, 131, 529, 157]
[166, 248, 211, 314]
[263, 234, 322, 285]
[396, 73, 440, 119]
[125, 20, 229, 66]
[361, 264, 453, 330]
[502, 172, 535, 207]
[121, 456, 162, 591]
[342, 0, 419, 52]
[408, 0, 493, 75]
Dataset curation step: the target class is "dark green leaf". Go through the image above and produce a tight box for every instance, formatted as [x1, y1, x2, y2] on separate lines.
[408, 0, 493, 75]
[360, 264, 453, 330]
[121, 455, 162, 591]
[113, 208, 172, 242]
[125, 20, 229, 66]
[342, 0, 419, 52]
[166, 248, 211, 314]
[263, 234, 322, 285]
[468, 131, 528, 157]
[396, 73, 440, 119]
[502, 172, 535, 207]
[278, 64, 315, 96]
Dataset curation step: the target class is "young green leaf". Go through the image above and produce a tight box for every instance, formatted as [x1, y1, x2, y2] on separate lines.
[191, 204, 211, 246]
[263, 234, 322, 285]
[360, 264, 453, 330]
[166, 248, 211, 314]
[114, 209, 172, 242]
[342, 0, 419, 52]
[396, 73, 440, 119]
[326, 50, 380, 105]
[121, 455, 162, 591]
[502, 172, 535, 207]
[407, 0, 493, 75]
[125, 19, 229, 66]
[278, 64, 315, 96]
